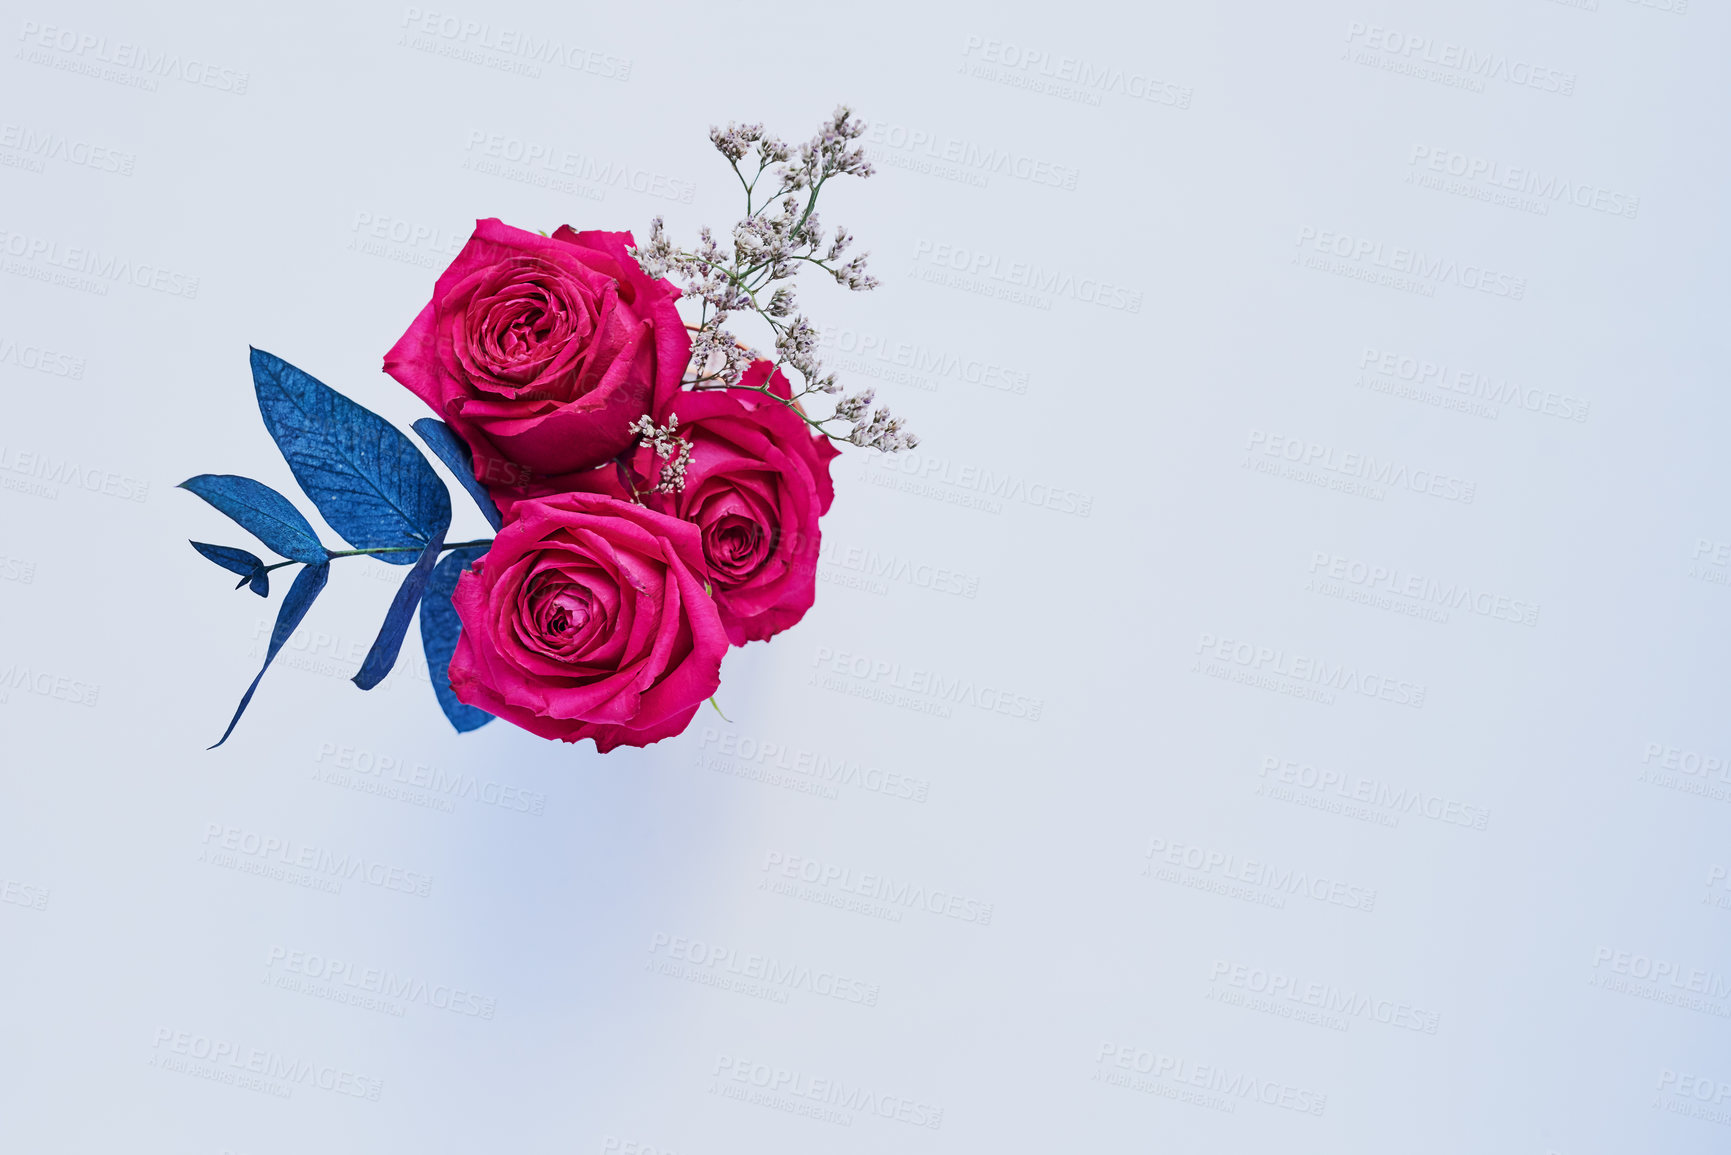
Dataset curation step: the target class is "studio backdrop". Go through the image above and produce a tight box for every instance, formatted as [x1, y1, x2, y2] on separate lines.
[2, 1, 1727, 1152]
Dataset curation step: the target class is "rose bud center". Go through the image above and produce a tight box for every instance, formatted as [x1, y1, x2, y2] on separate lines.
[702, 513, 772, 587]
[519, 570, 609, 659]
[463, 258, 593, 400]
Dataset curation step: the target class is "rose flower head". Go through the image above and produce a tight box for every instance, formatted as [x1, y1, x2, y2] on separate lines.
[447, 491, 727, 751]
[384, 219, 690, 490]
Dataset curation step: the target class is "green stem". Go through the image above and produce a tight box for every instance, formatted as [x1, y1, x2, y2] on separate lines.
[730, 157, 753, 212]
[794, 173, 827, 236]
[685, 380, 852, 444]
[259, 538, 494, 575]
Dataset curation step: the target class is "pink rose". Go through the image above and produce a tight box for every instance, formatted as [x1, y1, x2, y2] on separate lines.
[447, 491, 726, 751]
[384, 218, 689, 480]
[625, 362, 839, 644]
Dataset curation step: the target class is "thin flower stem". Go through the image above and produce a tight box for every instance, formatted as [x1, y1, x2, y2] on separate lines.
[684, 380, 854, 444]
[650, 109, 915, 453]
[257, 539, 495, 575]
[729, 158, 754, 209]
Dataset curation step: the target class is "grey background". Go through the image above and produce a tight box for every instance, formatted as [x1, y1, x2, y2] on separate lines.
[1, 0, 1727, 1151]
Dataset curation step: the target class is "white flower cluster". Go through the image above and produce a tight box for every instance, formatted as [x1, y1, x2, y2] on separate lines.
[629, 106, 917, 453]
[628, 413, 693, 494]
[832, 387, 914, 449]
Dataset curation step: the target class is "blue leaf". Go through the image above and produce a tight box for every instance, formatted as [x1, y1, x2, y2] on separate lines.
[190, 541, 272, 598]
[211, 562, 330, 748]
[180, 477, 328, 563]
[352, 531, 446, 690]
[190, 541, 263, 578]
[412, 419, 503, 531]
[250, 348, 452, 563]
[419, 546, 493, 732]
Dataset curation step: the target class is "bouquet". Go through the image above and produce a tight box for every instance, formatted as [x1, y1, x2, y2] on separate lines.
[182, 108, 916, 752]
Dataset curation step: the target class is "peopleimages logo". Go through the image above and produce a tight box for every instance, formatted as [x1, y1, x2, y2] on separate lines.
[200, 823, 434, 897]
[649, 932, 881, 1006]
[712, 1054, 943, 1130]
[912, 240, 1142, 312]
[958, 36, 1193, 109]
[0, 445, 149, 502]
[265, 945, 497, 1019]
[313, 742, 546, 814]
[1358, 346, 1590, 422]
[1657, 1069, 1731, 1107]
[1307, 551, 1538, 627]
[350, 211, 467, 260]
[150, 1028, 382, 1100]
[1257, 756, 1491, 830]
[1194, 631, 1427, 709]
[399, 8, 631, 79]
[1407, 146, 1638, 219]
[1343, 22, 1576, 95]
[1639, 740, 1731, 806]
[0, 227, 200, 298]
[761, 850, 995, 926]
[17, 21, 251, 94]
[462, 131, 696, 202]
[0, 661, 99, 707]
[812, 645, 1045, 722]
[1296, 227, 1526, 300]
[1705, 866, 1731, 913]
[0, 554, 36, 584]
[698, 727, 930, 802]
[1146, 837, 1379, 912]
[862, 449, 1092, 516]
[0, 335, 85, 379]
[1094, 1043, 1327, 1115]
[818, 326, 1030, 395]
[1245, 430, 1477, 504]
[1642, 742, 1731, 786]
[0, 123, 135, 175]
[817, 537, 980, 600]
[0, 877, 50, 911]
[865, 121, 1079, 190]
[1209, 960, 1441, 1033]
[1691, 538, 1731, 589]
[1591, 947, 1731, 1001]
